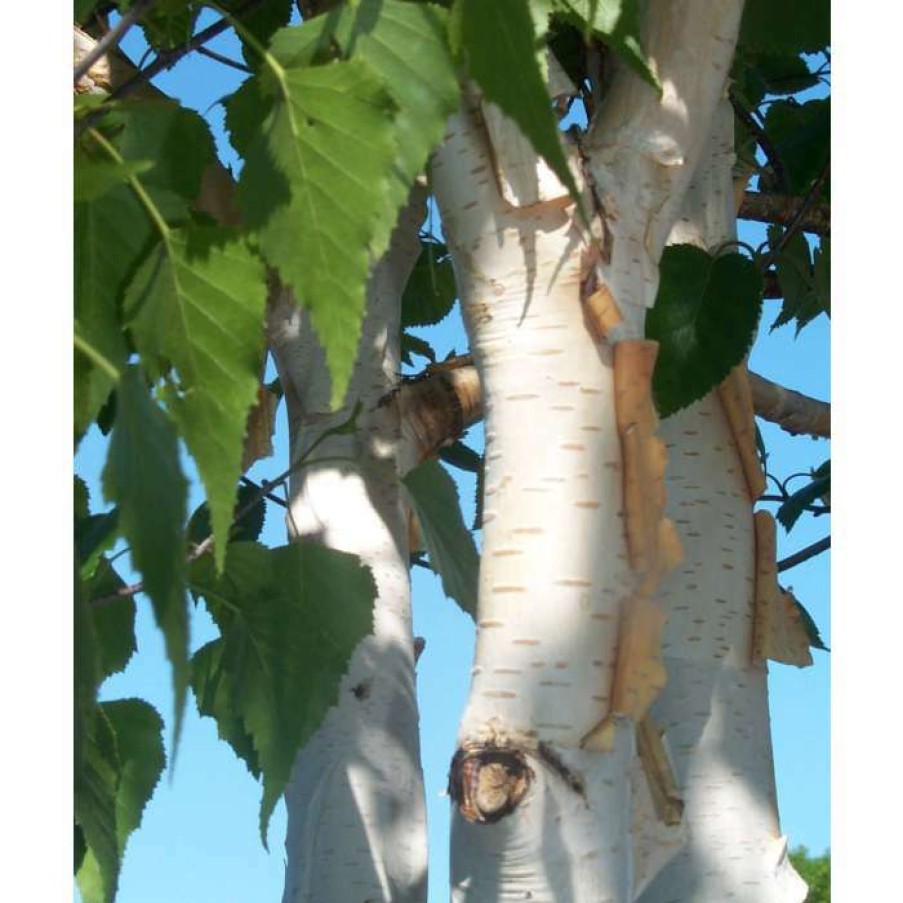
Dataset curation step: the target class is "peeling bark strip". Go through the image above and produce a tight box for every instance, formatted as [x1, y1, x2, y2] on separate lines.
[583, 283, 624, 343]
[636, 716, 684, 827]
[718, 363, 767, 501]
[752, 512, 814, 667]
[613, 340, 682, 576]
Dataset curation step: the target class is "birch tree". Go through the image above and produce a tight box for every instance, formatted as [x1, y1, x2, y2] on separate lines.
[74, 1, 830, 901]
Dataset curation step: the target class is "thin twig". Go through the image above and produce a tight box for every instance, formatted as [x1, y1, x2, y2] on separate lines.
[240, 475, 288, 507]
[761, 162, 830, 271]
[196, 45, 254, 74]
[777, 536, 831, 572]
[759, 494, 830, 515]
[729, 88, 789, 194]
[75, 0, 266, 137]
[74, 0, 158, 84]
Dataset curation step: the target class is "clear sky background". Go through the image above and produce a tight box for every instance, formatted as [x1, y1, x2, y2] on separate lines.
[64, 10, 835, 903]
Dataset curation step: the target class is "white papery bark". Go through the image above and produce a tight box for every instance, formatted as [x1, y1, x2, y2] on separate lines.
[584, 0, 745, 339]
[267, 198, 428, 903]
[636, 101, 807, 903]
[431, 4, 745, 899]
[433, 95, 637, 903]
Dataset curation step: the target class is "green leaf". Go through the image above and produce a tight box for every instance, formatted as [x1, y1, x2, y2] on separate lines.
[763, 99, 830, 198]
[192, 639, 262, 778]
[731, 50, 819, 109]
[86, 561, 137, 681]
[76, 700, 166, 903]
[74, 183, 152, 439]
[76, 509, 120, 579]
[75, 476, 91, 520]
[790, 596, 829, 653]
[74, 569, 100, 776]
[326, 0, 461, 211]
[75, 708, 120, 903]
[402, 239, 457, 327]
[458, 0, 581, 208]
[114, 98, 217, 211]
[189, 542, 376, 842]
[739, 0, 829, 56]
[187, 481, 268, 548]
[102, 365, 190, 746]
[75, 155, 155, 204]
[104, 700, 167, 849]
[777, 469, 830, 532]
[124, 225, 267, 571]
[769, 227, 829, 332]
[76, 1, 101, 23]
[123, 0, 200, 51]
[400, 331, 436, 365]
[75, 824, 87, 874]
[648, 245, 763, 418]
[229, 53, 398, 408]
[403, 459, 479, 617]
[221, 0, 294, 67]
[438, 440, 482, 474]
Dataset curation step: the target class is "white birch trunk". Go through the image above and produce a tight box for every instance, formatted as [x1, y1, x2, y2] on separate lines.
[635, 100, 807, 903]
[267, 197, 429, 903]
[431, 3, 744, 899]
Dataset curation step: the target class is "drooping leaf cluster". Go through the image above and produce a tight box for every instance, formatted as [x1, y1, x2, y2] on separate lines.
[73, 1, 829, 899]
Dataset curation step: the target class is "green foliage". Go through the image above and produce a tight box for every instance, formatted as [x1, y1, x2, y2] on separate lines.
[189, 542, 376, 842]
[769, 227, 830, 332]
[120, 0, 200, 51]
[73, 2, 829, 896]
[404, 459, 479, 618]
[402, 239, 458, 328]
[187, 481, 268, 548]
[777, 462, 830, 532]
[438, 440, 483, 474]
[647, 245, 764, 418]
[76, 700, 166, 903]
[124, 225, 268, 570]
[229, 0, 458, 408]
[731, 50, 820, 109]
[790, 847, 831, 903]
[101, 366, 190, 745]
[739, 0, 830, 56]
[221, 0, 294, 67]
[763, 99, 830, 198]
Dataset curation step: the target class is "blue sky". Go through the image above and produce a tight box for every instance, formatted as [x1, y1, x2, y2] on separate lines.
[72, 10, 830, 902]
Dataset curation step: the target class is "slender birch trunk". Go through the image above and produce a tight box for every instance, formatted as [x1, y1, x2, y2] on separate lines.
[635, 100, 808, 903]
[266, 196, 429, 903]
[431, 3, 744, 899]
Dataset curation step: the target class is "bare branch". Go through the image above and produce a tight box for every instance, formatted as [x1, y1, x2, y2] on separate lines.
[729, 88, 789, 194]
[777, 536, 830, 572]
[74, 0, 158, 85]
[748, 372, 830, 438]
[739, 192, 830, 237]
[761, 163, 830, 271]
[75, 0, 267, 136]
[195, 45, 253, 74]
